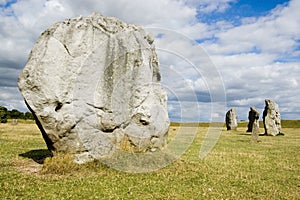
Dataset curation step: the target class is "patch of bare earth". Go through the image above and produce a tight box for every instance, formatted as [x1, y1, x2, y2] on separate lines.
[13, 159, 43, 176]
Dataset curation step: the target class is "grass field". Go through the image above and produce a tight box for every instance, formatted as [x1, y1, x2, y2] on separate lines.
[0, 120, 299, 199]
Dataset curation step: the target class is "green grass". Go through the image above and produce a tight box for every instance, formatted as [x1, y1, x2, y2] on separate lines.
[0, 121, 299, 199]
[237, 119, 300, 129]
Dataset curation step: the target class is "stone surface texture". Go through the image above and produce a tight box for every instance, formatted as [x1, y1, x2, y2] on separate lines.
[247, 107, 260, 132]
[263, 99, 281, 136]
[225, 108, 238, 130]
[18, 13, 170, 163]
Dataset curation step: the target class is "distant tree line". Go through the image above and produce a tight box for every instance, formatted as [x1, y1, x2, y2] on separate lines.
[0, 106, 34, 123]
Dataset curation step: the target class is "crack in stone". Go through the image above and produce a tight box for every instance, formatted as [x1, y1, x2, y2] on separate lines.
[86, 103, 112, 113]
[63, 44, 73, 57]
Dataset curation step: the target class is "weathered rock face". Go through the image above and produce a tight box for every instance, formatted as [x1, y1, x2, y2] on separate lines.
[247, 107, 260, 132]
[18, 13, 170, 163]
[225, 108, 238, 130]
[263, 99, 281, 136]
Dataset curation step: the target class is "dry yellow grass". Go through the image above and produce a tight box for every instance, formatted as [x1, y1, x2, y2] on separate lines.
[0, 121, 299, 199]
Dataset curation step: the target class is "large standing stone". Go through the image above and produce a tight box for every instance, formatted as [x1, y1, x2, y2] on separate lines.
[263, 99, 281, 136]
[18, 13, 170, 163]
[225, 108, 238, 130]
[247, 107, 260, 132]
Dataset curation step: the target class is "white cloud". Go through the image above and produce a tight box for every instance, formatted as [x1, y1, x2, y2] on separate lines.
[224, 61, 300, 120]
[199, 0, 300, 121]
[0, 0, 299, 121]
[0, 87, 27, 111]
[64, 0, 197, 30]
[185, 0, 236, 13]
[205, 0, 300, 57]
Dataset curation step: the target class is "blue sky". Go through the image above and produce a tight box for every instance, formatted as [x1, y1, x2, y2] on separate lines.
[200, 0, 290, 20]
[0, 0, 299, 122]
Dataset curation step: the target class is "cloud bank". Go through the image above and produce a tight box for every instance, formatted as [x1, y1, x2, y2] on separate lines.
[0, 0, 299, 121]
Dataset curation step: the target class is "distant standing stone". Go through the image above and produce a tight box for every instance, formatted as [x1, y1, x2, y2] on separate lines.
[247, 107, 259, 132]
[263, 99, 282, 136]
[225, 108, 238, 130]
[247, 107, 260, 142]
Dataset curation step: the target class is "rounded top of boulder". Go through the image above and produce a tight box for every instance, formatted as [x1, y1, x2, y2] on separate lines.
[60, 12, 140, 33]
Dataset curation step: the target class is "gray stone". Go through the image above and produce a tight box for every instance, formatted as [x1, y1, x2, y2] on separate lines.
[247, 107, 260, 142]
[251, 119, 260, 142]
[225, 108, 238, 130]
[247, 107, 259, 132]
[18, 13, 170, 163]
[263, 99, 281, 136]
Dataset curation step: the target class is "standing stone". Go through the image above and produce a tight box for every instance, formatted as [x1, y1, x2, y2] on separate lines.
[251, 118, 260, 142]
[18, 13, 170, 163]
[246, 107, 260, 142]
[225, 108, 238, 130]
[263, 99, 281, 136]
[247, 107, 260, 132]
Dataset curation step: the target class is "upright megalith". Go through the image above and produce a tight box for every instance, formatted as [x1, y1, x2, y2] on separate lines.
[246, 107, 260, 142]
[18, 13, 170, 163]
[263, 99, 281, 136]
[247, 107, 260, 132]
[225, 108, 238, 130]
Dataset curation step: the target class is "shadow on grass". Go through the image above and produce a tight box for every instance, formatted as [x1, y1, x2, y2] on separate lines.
[237, 133, 267, 136]
[19, 149, 53, 164]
